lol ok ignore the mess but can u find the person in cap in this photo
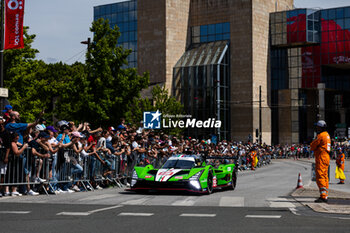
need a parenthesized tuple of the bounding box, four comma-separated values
(310, 120, 331, 203)
(5, 111, 43, 145)
(2, 105, 13, 124)
(335, 147, 346, 184)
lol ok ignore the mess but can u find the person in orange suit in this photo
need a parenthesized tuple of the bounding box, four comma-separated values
(336, 148, 345, 184)
(310, 120, 331, 203)
(249, 148, 257, 171)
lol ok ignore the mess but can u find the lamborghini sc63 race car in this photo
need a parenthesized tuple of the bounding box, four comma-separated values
(129, 154, 238, 194)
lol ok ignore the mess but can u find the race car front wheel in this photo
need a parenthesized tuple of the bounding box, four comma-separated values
(206, 170, 214, 194)
(228, 167, 238, 190)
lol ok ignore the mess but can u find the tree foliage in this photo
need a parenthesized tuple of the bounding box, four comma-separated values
(4, 20, 150, 127)
(83, 18, 149, 126)
(126, 85, 184, 135)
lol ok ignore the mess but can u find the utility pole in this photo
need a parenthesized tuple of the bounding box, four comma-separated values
(259, 85, 262, 145)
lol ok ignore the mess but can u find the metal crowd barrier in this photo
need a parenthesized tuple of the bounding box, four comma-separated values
(0, 147, 143, 195)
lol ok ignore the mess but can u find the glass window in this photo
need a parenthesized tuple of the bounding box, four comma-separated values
(308, 20, 313, 30)
(118, 22, 125, 32)
(130, 31, 136, 41)
(130, 0, 137, 11)
(111, 4, 117, 13)
(123, 11, 129, 21)
(130, 11, 137, 21)
(223, 22, 230, 33)
(129, 21, 136, 31)
(208, 35, 215, 42)
(100, 6, 106, 15)
(298, 9, 306, 16)
(200, 36, 208, 43)
(223, 33, 230, 40)
(111, 14, 117, 23)
(215, 34, 223, 41)
(329, 9, 336, 19)
(216, 23, 223, 34)
(200, 25, 208, 36)
(117, 13, 123, 22)
(117, 4, 123, 13)
(94, 6, 100, 16)
(336, 19, 344, 29)
(308, 31, 313, 41)
(336, 8, 344, 19)
(314, 11, 320, 20)
(314, 21, 320, 31)
(345, 7, 350, 18)
(121, 2, 128, 12)
(321, 10, 328, 20)
(105, 5, 111, 15)
(130, 42, 136, 51)
(345, 18, 350, 29)
(208, 24, 215, 35)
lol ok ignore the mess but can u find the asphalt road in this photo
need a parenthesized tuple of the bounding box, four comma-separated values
(1, 160, 349, 233)
(0, 203, 350, 233)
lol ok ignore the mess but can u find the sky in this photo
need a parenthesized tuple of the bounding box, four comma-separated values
(23, 0, 350, 64)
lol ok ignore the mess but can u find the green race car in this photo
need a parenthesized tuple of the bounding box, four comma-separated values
(129, 154, 238, 194)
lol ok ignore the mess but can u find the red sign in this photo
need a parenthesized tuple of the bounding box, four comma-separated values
(4, 0, 25, 50)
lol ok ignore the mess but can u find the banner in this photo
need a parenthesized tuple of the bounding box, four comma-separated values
(4, 0, 25, 50)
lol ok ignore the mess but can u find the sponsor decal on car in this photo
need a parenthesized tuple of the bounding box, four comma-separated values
(213, 176, 217, 188)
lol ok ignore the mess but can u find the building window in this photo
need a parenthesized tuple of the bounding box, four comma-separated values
(94, 0, 138, 68)
(191, 22, 230, 44)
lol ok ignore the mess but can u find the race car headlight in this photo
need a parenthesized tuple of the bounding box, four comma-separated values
(190, 180, 201, 190)
(189, 171, 203, 181)
(131, 170, 138, 187)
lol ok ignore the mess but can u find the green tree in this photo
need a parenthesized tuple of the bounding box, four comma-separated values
(4, 27, 45, 122)
(126, 85, 184, 135)
(83, 18, 149, 126)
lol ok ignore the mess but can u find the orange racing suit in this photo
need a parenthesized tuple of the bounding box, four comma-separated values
(336, 152, 345, 184)
(250, 151, 257, 170)
(310, 131, 331, 199)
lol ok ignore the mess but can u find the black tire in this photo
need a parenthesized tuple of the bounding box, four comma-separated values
(206, 170, 214, 194)
(228, 167, 238, 190)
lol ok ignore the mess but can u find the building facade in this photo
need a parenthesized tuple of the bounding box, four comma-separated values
(94, 1, 350, 143)
(270, 7, 350, 144)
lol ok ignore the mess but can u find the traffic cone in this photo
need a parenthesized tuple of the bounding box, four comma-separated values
(296, 173, 303, 189)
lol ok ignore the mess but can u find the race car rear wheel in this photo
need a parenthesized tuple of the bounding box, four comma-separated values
(206, 170, 214, 194)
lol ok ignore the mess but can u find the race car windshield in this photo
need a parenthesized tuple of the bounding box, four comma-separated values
(162, 159, 195, 169)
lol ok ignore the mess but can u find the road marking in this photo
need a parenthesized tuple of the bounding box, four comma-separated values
(57, 205, 122, 216)
(172, 197, 196, 206)
(268, 198, 296, 208)
(57, 212, 90, 216)
(289, 208, 300, 216)
(0, 211, 31, 214)
(245, 215, 281, 219)
(219, 196, 244, 207)
(121, 197, 151, 205)
(88, 205, 123, 214)
(118, 212, 154, 217)
(80, 194, 117, 201)
(180, 213, 216, 217)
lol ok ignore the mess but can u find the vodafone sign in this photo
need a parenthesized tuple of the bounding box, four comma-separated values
(4, 0, 25, 50)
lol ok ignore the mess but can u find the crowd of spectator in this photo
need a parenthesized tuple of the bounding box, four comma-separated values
(0, 104, 349, 197)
